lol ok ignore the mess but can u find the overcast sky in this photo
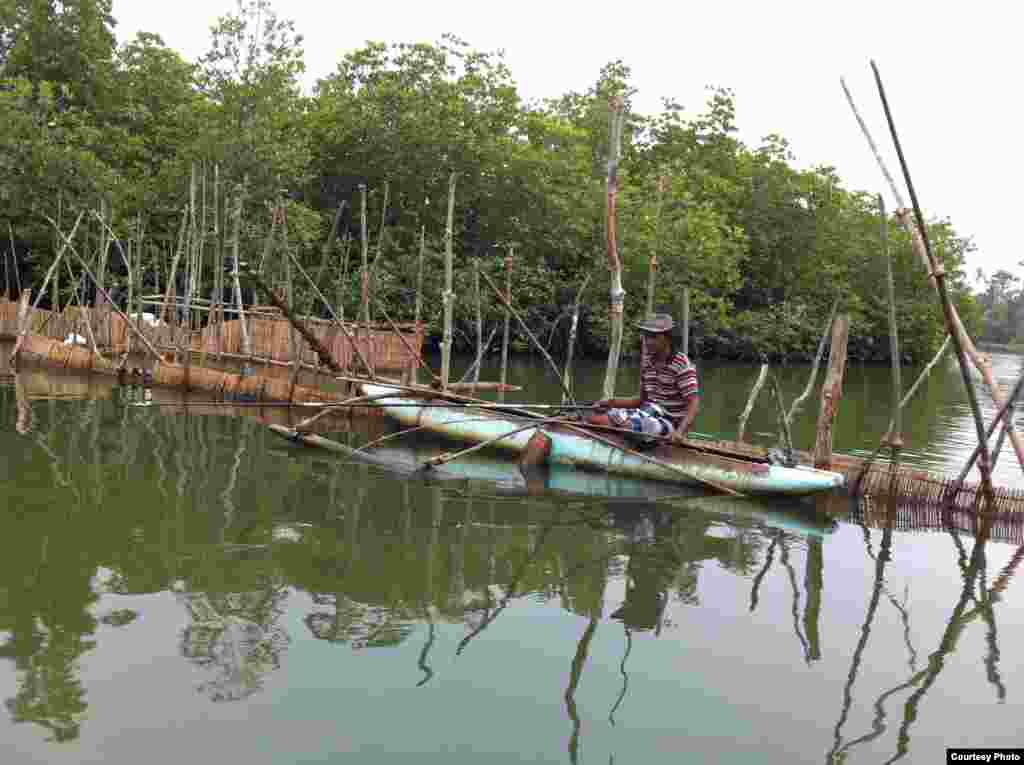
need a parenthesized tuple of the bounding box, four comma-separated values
(111, 1, 1022, 289)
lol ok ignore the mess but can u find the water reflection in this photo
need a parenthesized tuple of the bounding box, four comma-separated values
(0, 363, 1023, 762)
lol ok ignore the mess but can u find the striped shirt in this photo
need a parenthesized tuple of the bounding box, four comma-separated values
(640, 348, 699, 426)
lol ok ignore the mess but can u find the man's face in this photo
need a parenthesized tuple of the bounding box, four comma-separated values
(642, 332, 670, 355)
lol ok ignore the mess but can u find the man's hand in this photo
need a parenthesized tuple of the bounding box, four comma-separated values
(670, 428, 688, 446)
(593, 399, 612, 411)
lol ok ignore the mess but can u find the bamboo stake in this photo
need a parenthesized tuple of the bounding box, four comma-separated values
(844, 71, 1020, 474)
(602, 96, 627, 399)
(871, 61, 993, 494)
(242, 267, 346, 374)
(441, 173, 457, 389)
(15, 211, 85, 354)
(479, 269, 576, 404)
(458, 326, 499, 384)
(646, 174, 667, 318)
(955, 369, 1024, 484)
(786, 296, 840, 425)
(162, 207, 188, 324)
(373, 293, 439, 384)
(413, 225, 426, 385)
(737, 363, 769, 443)
(770, 369, 796, 462)
(359, 184, 371, 373)
(45, 216, 163, 361)
(880, 194, 903, 456)
(230, 187, 251, 358)
(8, 222, 20, 295)
(499, 246, 513, 401)
(473, 260, 483, 392)
(63, 257, 103, 359)
(562, 274, 592, 406)
(680, 287, 690, 356)
(813, 314, 850, 469)
(368, 181, 389, 326)
(280, 246, 374, 376)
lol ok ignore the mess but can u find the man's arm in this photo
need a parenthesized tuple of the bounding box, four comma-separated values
(672, 395, 700, 442)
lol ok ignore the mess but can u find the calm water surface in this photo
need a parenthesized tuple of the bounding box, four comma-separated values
(1, 349, 1023, 764)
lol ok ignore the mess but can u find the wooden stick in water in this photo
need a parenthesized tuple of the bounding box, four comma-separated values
(871, 60, 993, 495)
(737, 362, 769, 443)
(479, 269, 576, 405)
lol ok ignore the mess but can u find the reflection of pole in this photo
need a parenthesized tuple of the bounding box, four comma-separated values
(828, 513, 894, 761)
(417, 486, 443, 687)
(803, 536, 823, 661)
(564, 617, 598, 765)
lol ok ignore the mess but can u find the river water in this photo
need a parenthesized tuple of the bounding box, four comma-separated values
(1, 348, 1022, 764)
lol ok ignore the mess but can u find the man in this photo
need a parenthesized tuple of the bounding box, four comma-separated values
(589, 313, 700, 446)
(519, 313, 700, 467)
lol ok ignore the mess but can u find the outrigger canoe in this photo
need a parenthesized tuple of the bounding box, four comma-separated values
(359, 383, 845, 497)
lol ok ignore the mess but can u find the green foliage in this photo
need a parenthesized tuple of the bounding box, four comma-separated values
(0, 1, 980, 362)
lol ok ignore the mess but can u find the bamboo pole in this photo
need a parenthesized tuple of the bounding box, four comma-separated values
(562, 274, 592, 406)
(162, 207, 188, 324)
(813, 314, 850, 469)
(458, 326, 498, 385)
(473, 260, 483, 392)
(737, 363, 769, 443)
(845, 69, 1014, 477)
(13, 211, 85, 359)
(368, 181, 389, 326)
(413, 225, 426, 385)
(422, 418, 565, 470)
(602, 96, 627, 399)
(440, 173, 457, 390)
(786, 296, 840, 425)
(872, 61, 993, 494)
(281, 246, 374, 376)
(770, 369, 796, 461)
(359, 184, 371, 374)
(880, 194, 903, 456)
(9, 289, 31, 362)
(499, 247, 512, 402)
(680, 287, 690, 357)
(230, 186, 251, 358)
(646, 174, 667, 318)
(45, 217, 163, 361)
(8, 222, 20, 296)
(479, 269, 576, 404)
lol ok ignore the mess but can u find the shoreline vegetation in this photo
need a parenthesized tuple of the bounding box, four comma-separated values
(0, 0, 993, 366)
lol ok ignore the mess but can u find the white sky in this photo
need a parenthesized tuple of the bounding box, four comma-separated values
(112, 0, 1023, 290)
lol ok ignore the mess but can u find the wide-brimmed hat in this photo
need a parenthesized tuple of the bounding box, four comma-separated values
(635, 313, 675, 334)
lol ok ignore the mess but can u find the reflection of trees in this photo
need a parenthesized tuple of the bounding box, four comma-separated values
(179, 584, 291, 702)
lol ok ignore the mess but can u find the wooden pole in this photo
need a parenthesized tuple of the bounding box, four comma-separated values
(45, 217, 163, 361)
(413, 225, 426, 385)
(646, 174, 667, 318)
(242, 268, 344, 374)
(844, 71, 1018, 476)
(871, 60, 993, 494)
(479, 269, 576, 404)
(562, 274, 591, 406)
(786, 296, 839, 425)
(813, 314, 850, 468)
(230, 186, 251, 358)
(359, 184, 371, 376)
(737, 363, 769, 443)
(680, 287, 690, 357)
(880, 194, 903, 457)
(602, 96, 627, 399)
(499, 247, 512, 402)
(473, 260, 483, 392)
(440, 173, 457, 390)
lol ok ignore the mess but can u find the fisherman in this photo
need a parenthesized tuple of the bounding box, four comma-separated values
(589, 313, 700, 446)
(519, 313, 700, 467)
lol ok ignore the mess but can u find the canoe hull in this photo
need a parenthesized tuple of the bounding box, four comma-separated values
(360, 384, 845, 497)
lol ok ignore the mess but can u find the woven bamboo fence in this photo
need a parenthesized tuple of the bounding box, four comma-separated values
(0, 298, 130, 349)
(13, 334, 345, 404)
(1, 298, 423, 374)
